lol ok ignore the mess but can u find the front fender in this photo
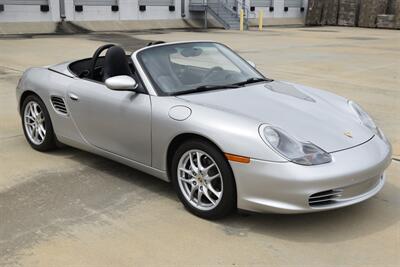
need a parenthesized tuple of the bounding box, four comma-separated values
(151, 96, 287, 172)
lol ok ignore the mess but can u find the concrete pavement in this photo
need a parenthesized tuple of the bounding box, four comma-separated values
(0, 27, 399, 266)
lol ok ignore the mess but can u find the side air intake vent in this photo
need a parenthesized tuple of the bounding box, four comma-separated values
(308, 189, 343, 207)
(51, 96, 68, 115)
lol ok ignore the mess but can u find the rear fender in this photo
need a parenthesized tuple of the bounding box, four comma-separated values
(17, 67, 84, 144)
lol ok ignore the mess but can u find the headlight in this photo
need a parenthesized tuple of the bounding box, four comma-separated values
(348, 100, 377, 132)
(259, 125, 332, 166)
(348, 100, 388, 143)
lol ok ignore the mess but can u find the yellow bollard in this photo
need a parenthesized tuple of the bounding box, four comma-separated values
(239, 9, 244, 31)
(259, 10, 264, 31)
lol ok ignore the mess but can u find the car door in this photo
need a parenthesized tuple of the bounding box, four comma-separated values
(66, 78, 152, 165)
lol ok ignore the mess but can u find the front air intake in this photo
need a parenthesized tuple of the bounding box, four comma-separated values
(51, 96, 68, 115)
(308, 189, 343, 207)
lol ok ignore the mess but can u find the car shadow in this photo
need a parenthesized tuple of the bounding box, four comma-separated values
(47, 145, 176, 200)
(47, 147, 400, 243)
(214, 183, 399, 243)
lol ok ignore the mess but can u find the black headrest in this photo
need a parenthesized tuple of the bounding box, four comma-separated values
(147, 41, 165, 46)
(103, 46, 132, 81)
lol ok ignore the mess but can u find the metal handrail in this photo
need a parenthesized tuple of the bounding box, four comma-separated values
(239, 0, 258, 19)
(189, 0, 256, 29)
(221, 0, 256, 28)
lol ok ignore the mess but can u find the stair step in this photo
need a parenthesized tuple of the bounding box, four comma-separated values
(218, 16, 238, 19)
(220, 17, 238, 20)
(219, 15, 237, 17)
(206, 3, 242, 29)
(219, 14, 237, 17)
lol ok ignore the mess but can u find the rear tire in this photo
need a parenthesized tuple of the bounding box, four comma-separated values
(21, 95, 57, 151)
(171, 139, 236, 219)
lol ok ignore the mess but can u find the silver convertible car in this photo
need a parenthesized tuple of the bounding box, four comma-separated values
(16, 41, 392, 219)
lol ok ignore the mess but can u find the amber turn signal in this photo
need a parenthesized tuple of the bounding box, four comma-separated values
(225, 153, 250, 163)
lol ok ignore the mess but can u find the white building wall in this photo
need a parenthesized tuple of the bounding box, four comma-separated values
(0, 0, 306, 23)
(0, 0, 60, 22)
(131, 0, 188, 20)
(63, 0, 117, 20)
(63, 0, 184, 21)
(119, 0, 139, 20)
(248, 0, 308, 21)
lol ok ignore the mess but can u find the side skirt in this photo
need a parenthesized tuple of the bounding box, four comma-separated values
(57, 135, 169, 182)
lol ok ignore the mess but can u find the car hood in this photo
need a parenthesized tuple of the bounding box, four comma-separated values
(177, 81, 373, 153)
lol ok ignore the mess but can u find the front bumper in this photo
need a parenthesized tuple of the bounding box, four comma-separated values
(232, 136, 392, 213)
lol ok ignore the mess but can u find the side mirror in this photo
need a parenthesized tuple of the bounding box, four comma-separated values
(247, 60, 256, 68)
(105, 75, 138, 91)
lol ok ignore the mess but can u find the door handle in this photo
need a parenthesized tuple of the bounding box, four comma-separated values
(69, 93, 79, 101)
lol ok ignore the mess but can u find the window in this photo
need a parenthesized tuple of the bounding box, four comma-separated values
(138, 42, 263, 95)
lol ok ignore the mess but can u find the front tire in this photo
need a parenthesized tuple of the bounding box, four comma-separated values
(171, 139, 236, 219)
(21, 95, 57, 151)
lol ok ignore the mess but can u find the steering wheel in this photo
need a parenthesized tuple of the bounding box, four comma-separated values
(202, 66, 223, 82)
(89, 44, 115, 80)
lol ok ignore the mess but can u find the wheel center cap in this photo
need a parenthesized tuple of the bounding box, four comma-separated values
(196, 175, 204, 184)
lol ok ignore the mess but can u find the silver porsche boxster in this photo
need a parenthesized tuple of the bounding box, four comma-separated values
(16, 41, 392, 219)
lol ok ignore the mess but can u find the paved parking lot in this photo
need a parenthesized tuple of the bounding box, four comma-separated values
(0, 27, 399, 266)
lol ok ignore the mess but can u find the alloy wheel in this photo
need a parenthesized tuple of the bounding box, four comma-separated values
(177, 149, 224, 211)
(24, 101, 46, 145)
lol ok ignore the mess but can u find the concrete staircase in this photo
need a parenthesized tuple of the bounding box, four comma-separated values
(207, 1, 241, 29)
(189, 0, 243, 30)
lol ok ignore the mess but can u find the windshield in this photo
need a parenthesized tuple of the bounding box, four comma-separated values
(137, 42, 266, 95)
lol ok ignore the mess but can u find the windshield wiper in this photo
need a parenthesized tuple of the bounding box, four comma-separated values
(169, 78, 272, 96)
(232, 77, 273, 86)
(171, 84, 240, 96)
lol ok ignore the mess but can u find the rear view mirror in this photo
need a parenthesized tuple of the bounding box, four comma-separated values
(105, 75, 138, 91)
(181, 47, 203, 57)
(247, 60, 256, 68)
